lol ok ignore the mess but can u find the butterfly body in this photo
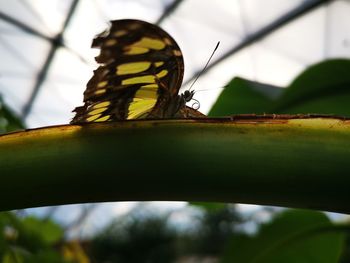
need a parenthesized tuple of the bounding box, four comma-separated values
(71, 19, 204, 124)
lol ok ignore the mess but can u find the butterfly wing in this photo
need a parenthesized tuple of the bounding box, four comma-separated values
(71, 19, 185, 123)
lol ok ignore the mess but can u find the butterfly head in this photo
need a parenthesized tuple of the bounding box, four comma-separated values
(183, 90, 195, 102)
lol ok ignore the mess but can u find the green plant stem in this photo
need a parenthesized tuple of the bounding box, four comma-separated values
(0, 116, 350, 213)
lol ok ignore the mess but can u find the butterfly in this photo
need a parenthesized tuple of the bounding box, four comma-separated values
(71, 19, 205, 124)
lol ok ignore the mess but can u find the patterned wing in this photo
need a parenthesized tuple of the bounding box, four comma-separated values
(71, 19, 184, 123)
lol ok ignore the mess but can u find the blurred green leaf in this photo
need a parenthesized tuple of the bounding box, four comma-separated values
(0, 212, 68, 262)
(23, 251, 69, 263)
(2, 250, 69, 263)
(210, 59, 350, 117)
(189, 202, 227, 212)
(274, 59, 350, 115)
(0, 212, 21, 254)
(221, 210, 347, 263)
(2, 250, 25, 263)
(208, 77, 282, 116)
(20, 216, 63, 246)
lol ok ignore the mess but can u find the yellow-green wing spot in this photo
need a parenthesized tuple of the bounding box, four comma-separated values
(86, 114, 102, 122)
(127, 98, 157, 119)
(122, 75, 155, 85)
(113, 30, 127, 37)
(156, 70, 168, 78)
(94, 115, 110, 122)
(93, 101, 110, 109)
(95, 89, 106, 95)
(135, 84, 158, 99)
(132, 37, 166, 50)
(97, 81, 108, 88)
(154, 61, 164, 67)
(126, 83, 160, 119)
(122, 70, 168, 85)
(116, 62, 151, 75)
(124, 37, 166, 55)
(89, 107, 108, 115)
(124, 47, 149, 55)
(104, 39, 117, 47)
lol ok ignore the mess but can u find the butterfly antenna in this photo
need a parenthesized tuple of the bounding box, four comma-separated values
(188, 41, 220, 92)
(194, 86, 226, 93)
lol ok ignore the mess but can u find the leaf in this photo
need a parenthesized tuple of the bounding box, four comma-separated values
(2, 246, 28, 263)
(189, 202, 227, 212)
(23, 251, 69, 263)
(210, 59, 350, 117)
(208, 77, 282, 116)
(0, 212, 22, 254)
(221, 210, 347, 263)
(62, 240, 90, 263)
(20, 216, 63, 245)
(274, 59, 350, 115)
(1, 117, 350, 213)
(2, 251, 24, 263)
(0, 213, 67, 263)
